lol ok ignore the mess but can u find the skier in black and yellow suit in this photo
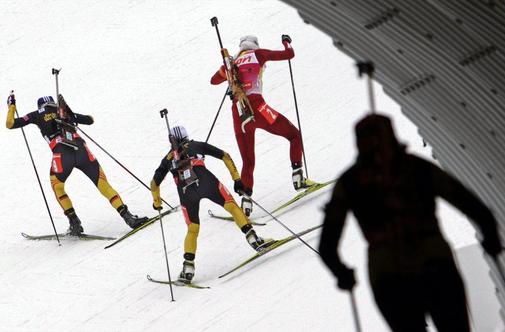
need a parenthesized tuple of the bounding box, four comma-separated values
(6, 93, 147, 235)
(150, 125, 270, 283)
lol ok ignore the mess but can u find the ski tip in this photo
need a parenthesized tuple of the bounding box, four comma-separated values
(21, 232, 29, 238)
(146, 274, 153, 281)
(208, 210, 214, 217)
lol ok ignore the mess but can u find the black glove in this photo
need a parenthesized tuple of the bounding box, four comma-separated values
(7, 92, 15, 106)
(335, 263, 356, 291)
(282, 34, 292, 44)
(152, 203, 163, 211)
(234, 179, 245, 195)
(482, 233, 503, 258)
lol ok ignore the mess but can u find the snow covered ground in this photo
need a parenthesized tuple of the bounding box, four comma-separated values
(0, 0, 498, 331)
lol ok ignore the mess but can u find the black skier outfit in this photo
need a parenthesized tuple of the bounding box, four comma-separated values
(319, 114, 502, 332)
(6, 93, 147, 234)
(150, 126, 267, 283)
(152, 139, 239, 225)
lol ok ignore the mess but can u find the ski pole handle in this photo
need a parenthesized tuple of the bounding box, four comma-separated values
(8, 90, 15, 106)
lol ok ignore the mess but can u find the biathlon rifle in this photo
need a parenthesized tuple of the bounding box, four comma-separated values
(159, 109, 198, 193)
(52, 68, 78, 150)
(211, 17, 254, 133)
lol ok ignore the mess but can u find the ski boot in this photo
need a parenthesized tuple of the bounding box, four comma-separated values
(292, 166, 315, 191)
(118, 205, 149, 229)
(241, 197, 253, 217)
(178, 260, 195, 284)
(242, 224, 272, 252)
(65, 208, 84, 236)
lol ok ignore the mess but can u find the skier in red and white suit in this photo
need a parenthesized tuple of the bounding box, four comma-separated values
(211, 34, 311, 215)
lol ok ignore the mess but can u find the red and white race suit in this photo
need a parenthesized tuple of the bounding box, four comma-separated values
(211, 41, 302, 193)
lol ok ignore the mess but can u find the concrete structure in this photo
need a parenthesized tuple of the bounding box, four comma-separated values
(281, 0, 505, 322)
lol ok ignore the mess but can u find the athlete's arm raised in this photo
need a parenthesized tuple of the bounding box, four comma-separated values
(5, 94, 35, 129)
(255, 39, 294, 65)
(210, 66, 227, 85)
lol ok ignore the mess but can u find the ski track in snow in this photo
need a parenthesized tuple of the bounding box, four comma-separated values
(0, 0, 483, 331)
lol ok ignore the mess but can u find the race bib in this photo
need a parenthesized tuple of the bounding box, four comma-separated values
(257, 103, 279, 124)
(51, 154, 63, 173)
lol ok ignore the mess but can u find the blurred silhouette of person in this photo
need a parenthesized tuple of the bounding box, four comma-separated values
(319, 113, 502, 332)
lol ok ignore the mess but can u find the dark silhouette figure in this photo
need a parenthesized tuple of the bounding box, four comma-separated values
(319, 114, 502, 332)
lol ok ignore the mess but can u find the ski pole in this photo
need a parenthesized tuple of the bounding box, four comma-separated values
(243, 194, 319, 254)
(287, 56, 309, 179)
(205, 88, 228, 143)
(75, 127, 175, 209)
(349, 290, 362, 332)
(10, 91, 61, 245)
(356, 61, 376, 114)
(158, 209, 175, 301)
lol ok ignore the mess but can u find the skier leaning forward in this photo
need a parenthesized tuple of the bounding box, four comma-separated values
(150, 126, 271, 283)
(5, 93, 148, 235)
(211, 34, 313, 216)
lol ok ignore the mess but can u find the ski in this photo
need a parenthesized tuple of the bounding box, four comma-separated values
(209, 179, 336, 222)
(270, 179, 336, 214)
(104, 208, 178, 249)
(218, 224, 322, 278)
(207, 210, 266, 226)
(22, 232, 115, 241)
(146, 274, 210, 289)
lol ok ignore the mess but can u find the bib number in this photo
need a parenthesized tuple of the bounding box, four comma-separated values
(258, 103, 279, 125)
